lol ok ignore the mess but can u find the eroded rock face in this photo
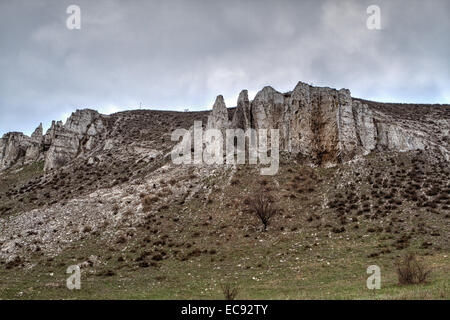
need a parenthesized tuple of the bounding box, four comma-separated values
(0, 110, 107, 172)
(44, 109, 106, 171)
(209, 81, 450, 166)
(31, 123, 43, 142)
(0, 133, 31, 170)
(207, 95, 229, 130)
(0, 122, 45, 170)
(231, 90, 251, 130)
(350, 101, 376, 154)
(1, 81, 448, 172)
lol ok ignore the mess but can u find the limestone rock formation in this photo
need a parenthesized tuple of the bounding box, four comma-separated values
(0, 132, 31, 170)
(231, 90, 251, 130)
(0, 110, 107, 172)
(44, 109, 106, 171)
(209, 81, 449, 166)
(0, 122, 46, 170)
(207, 95, 229, 130)
(31, 123, 43, 141)
(1, 81, 448, 172)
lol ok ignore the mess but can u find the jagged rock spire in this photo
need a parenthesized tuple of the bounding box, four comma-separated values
(207, 95, 229, 130)
(231, 90, 251, 130)
(31, 123, 43, 141)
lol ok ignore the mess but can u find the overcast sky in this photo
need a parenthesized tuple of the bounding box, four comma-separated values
(0, 0, 449, 136)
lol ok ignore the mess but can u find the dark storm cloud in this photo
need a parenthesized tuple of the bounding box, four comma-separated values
(0, 0, 449, 136)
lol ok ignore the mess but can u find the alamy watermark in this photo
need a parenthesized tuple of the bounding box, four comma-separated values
(64, 4, 381, 31)
(366, 265, 381, 290)
(66, 265, 81, 290)
(366, 5, 381, 30)
(171, 121, 279, 175)
(66, 5, 81, 30)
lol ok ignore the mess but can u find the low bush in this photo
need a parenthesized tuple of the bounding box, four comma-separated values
(396, 252, 431, 285)
(221, 283, 239, 300)
(248, 192, 277, 231)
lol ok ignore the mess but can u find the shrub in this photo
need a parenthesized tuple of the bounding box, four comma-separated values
(249, 192, 277, 231)
(143, 195, 157, 204)
(152, 254, 163, 261)
(116, 236, 127, 244)
(396, 253, 431, 285)
(231, 178, 240, 186)
(221, 283, 239, 300)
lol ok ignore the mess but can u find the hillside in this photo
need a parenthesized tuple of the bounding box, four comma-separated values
(0, 82, 449, 299)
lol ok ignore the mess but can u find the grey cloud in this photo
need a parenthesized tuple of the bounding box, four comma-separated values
(0, 0, 449, 136)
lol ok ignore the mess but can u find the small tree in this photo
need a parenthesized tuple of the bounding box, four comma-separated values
(221, 283, 239, 300)
(249, 192, 277, 231)
(396, 252, 431, 285)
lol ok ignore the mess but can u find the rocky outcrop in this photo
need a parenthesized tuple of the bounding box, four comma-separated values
(231, 90, 251, 130)
(0, 110, 107, 172)
(44, 109, 106, 171)
(208, 81, 450, 166)
(1, 81, 448, 172)
(31, 123, 43, 141)
(207, 95, 229, 131)
(0, 122, 46, 170)
(0, 132, 31, 170)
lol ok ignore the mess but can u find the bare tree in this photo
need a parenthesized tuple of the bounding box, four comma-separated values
(221, 283, 239, 300)
(396, 252, 431, 285)
(249, 192, 277, 231)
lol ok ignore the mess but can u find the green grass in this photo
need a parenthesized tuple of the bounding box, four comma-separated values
(0, 229, 448, 300)
(0, 161, 44, 192)
(0, 161, 44, 216)
(0, 153, 448, 300)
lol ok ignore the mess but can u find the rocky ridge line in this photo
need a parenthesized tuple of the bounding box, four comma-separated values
(208, 81, 449, 166)
(1, 81, 449, 172)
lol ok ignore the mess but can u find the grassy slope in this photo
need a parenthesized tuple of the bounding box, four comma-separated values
(0, 152, 449, 300)
(0, 161, 44, 216)
(0, 229, 448, 300)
